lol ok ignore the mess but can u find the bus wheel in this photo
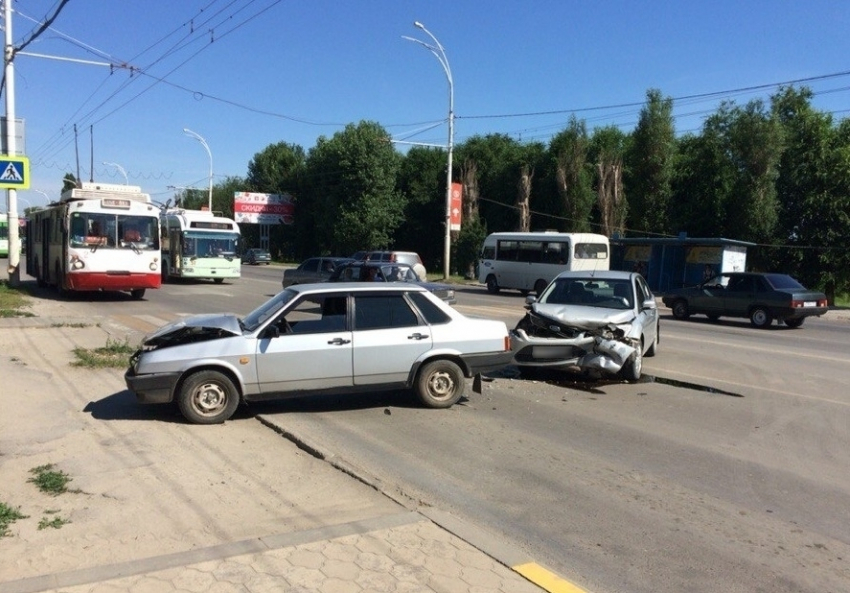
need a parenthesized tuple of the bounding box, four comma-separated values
(130, 289, 146, 299)
(534, 279, 548, 296)
(214, 278, 224, 284)
(34, 260, 46, 288)
(55, 262, 69, 298)
(486, 275, 500, 294)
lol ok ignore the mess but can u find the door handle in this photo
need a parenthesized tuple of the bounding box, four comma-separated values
(327, 337, 351, 345)
(408, 333, 429, 341)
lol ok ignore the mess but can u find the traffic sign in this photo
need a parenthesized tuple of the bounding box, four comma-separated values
(0, 155, 30, 189)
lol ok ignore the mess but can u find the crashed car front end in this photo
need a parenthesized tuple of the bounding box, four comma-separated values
(510, 304, 639, 374)
(125, 314, 247, 404)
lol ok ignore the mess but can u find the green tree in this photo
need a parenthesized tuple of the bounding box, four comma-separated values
(548, 116, 594, 232)
(772, 86, 850, 300)
(626, 89, 676, 236)
(455, 134, 527, 233)
(246, 142, 305, 193)
(303, 121, 404, 255)
(588, 126, 628, 237)
(396, 146, 447, 271)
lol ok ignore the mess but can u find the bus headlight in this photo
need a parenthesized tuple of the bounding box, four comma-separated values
(70, 256, 85, 270)
(149, 262, 158, 271)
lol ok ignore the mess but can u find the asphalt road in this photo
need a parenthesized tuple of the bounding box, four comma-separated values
(14, 263, 850, 593)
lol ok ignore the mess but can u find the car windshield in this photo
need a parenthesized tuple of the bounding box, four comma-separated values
(242, 289, 299, 331)
(541, 277, 633, 310)
(764, 274, 806, 290)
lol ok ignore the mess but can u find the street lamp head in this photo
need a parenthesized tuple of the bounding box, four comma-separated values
(414, 21, 424, 29)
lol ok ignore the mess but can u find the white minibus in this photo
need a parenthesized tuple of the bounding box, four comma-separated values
(477, 231, 609, 295)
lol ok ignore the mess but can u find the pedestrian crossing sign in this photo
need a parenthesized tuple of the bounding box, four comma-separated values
(0, 155, 30, 189)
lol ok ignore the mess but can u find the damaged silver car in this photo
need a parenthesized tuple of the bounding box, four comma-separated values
(510, 270, 659, 380)
(125, 283, 514, 424)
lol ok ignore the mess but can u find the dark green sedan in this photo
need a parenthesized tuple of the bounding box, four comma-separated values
(662, 272, 828, 328)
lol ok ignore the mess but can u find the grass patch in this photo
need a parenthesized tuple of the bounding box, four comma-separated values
(0, 279, 33, 317)
(0, 502, 29, 537)
(71, 337, 136, 368)
(28, 464, 77, 496)
(38, 511, 71, 530)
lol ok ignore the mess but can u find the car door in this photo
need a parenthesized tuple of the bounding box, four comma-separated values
(689, 274, 728, 315)
(635, 275, 658, 347)
(255, 294, 353, 394)
(722, 275, 757, 317)
(352, 292, 433, 385)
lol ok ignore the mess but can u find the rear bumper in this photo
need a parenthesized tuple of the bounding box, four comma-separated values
(460, 351, 514, 375)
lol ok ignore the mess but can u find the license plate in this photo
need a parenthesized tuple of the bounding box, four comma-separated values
(531, 346, 572, 358)
(803, 301, 816, 307)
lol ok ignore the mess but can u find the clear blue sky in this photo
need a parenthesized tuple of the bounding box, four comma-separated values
(7, 0, 850, 209)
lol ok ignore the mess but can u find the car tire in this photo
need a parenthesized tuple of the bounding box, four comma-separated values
(534, 279, 548, 296)
(130, 289, 146, 300)
(645, 323, 659, 357)
(784, 318, 805, 328)
(749, 306, 773, 328)
(415, 360, 465, 408)
(707, 314, 720, 322)
(671, 300, 690, 320)
(620, 341, 642, 381)
(486, 275, 500, 294)
(178, 370, 240, 424)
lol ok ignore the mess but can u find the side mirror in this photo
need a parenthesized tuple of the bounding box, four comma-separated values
(642, 298, 657, 310)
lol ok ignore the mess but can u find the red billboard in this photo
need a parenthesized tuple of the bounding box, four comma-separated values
(233, 192, 294, 225)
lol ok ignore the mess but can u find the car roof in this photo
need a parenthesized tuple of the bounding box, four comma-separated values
(285, 281, 428, 294)
(554, 270, 636, 281)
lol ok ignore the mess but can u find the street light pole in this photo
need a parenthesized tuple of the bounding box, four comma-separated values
(102, 161, 128, 185)
(182, 128, 213, 211)
(404, 21, 454, 280)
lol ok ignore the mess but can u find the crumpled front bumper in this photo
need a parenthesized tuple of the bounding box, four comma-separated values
(510, 328, 636, 374)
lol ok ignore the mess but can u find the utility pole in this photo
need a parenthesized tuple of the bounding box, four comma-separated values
(4, 0, 21, 285)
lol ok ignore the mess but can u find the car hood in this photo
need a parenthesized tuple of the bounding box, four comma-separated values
(143, 313, 242, 348)
(530, 303, 636, 329)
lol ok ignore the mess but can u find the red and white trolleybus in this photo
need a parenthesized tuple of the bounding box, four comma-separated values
(25, 182, 161, 299)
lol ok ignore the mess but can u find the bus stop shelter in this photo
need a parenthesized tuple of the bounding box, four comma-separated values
(610, 234, 756, 294)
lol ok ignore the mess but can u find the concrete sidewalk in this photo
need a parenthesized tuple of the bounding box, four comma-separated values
(0, 285, 558, 593)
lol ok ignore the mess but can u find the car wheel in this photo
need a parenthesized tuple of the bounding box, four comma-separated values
(178, 370, 240, 424)
(130, 289, 146, 300)
(671, 300, 690, 320)
(749, 306, 773, 328)
(620, 342, 642, 381)
(534, 279, 548, 296)
(645, 323, 659, 357)
(486, 275, 500, 294)
(707, 314, 720, 322)
(415, 360, 465, 408)
(784, 318, 805, 328)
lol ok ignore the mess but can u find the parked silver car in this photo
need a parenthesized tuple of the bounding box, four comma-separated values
(125, 283, 513, 424)
(510, 270, 659, 380)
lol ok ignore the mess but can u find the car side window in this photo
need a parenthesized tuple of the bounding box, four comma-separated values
(301, 258, 319, 273)
(279, 295, 347, 334)
(354, 294, 419, 330)
(408, 292, 451, 324)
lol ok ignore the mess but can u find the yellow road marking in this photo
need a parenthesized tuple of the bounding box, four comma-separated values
(513, 562, 589, 593)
